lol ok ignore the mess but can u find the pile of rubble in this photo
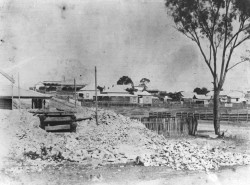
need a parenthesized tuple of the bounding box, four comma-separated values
(0, 108, 250, 173)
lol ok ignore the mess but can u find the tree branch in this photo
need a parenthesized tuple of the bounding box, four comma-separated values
(192, 29, 215, 76)
(219, 0, 230, 87)
(234, 35, 250, 48)
(227, 60, 249, 71)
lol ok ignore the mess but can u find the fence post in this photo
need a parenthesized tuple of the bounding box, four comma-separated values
(247, 108, 249, 122)
(237, 109, 239, 123)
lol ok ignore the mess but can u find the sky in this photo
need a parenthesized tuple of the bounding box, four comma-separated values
(0, 0, 250, 92)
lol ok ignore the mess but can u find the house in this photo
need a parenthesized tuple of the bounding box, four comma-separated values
(146, 89, 160, 95)
(146, 84, 160, 95)
(245, 91, 250, 104)
(193, 94, 211, 105)
(227, 91, 246, 103)
(77, 84, 100, 100)
(0, 85, 52, 109)
(91, 85, 137, 104)
(134, 91, 153, 105)
(96, 93, 138, 104)
(134, 85, 145, 92)
(40, 81, 86, 93)
(181, 92, 196, 103)
(207, 91, 229, 103)
(102, 85, 131, 94)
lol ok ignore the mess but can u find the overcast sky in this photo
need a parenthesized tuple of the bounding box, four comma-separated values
(0, 0, 250, 92)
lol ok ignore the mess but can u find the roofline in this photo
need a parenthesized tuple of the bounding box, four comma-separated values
(0, 96, 52, 99)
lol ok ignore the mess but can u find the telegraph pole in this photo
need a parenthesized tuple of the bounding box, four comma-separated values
(74, 78, 77, 107)
(95, 66, 98, 125)
(11, 75, 14, 110)
(18, 72, 20, 109)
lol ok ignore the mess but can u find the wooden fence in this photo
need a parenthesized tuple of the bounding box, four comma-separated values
(131, 117, 197, 137)
(148, 111, 250, 122)
(80, 100, 249, 109)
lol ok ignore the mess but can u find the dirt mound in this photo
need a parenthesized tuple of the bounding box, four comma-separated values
(0, 108, 250, 174)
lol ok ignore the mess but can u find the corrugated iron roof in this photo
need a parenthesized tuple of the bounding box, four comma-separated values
(0, 85, 52, 99)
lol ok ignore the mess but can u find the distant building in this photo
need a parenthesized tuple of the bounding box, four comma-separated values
(102, 85, 131, 94)
(0, 85, 52, 109)
(134, 91, 153, 105)
(37, 81, 86, 93)
(77, 84, 100, 100)
(245, 91, 250, 104)
(181, 92, 196, 103)
(193, 94, 211, 105)
(227, 91, 246, 103)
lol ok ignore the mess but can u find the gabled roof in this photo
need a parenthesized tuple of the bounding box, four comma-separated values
(134, 91, 152, 96)
(79, 84, 99, 91)
(103, 85, 130, 94)
(228, 91, 245, 98)
(0, 85, 53, 99)
(97, 93, 136, 97)
(134, 86, 144, 91)
(181, 92, 197, 99)
(193, 94, 211, 100)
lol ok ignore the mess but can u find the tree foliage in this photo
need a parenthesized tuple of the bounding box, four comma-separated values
(167, 92, 183, 101)
(140, 78, 150, 85)
(193, 87, 210, 95)
(117, 76, 134, 87)
(165, 0, 250, 91)
(97, 86, 104, 92)
(165, 0, 250, 135)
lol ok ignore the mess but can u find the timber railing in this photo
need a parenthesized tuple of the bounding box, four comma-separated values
(131, 117, 198, 137)
(147, 111, 250, 122)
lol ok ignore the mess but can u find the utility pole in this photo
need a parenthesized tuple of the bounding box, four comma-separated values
(18, 72, 20, 109)
(74, 78, 77, 107)
(11, 75, 14, 110)
(95, 66, 98, 125)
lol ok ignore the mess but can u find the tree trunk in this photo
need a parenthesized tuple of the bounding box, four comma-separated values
(213, 88, 220, 135)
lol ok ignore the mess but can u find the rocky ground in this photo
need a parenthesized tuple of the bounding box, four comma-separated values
(0, 106, 250, 184)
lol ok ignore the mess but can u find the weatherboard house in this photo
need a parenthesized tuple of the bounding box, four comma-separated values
(193, 94, 211, 105)
(77, 84, 100, 100)
(99, 85, 137, 103)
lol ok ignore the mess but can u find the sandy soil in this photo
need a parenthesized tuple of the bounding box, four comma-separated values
(1, 120, 250, 185)
(2, 99, 250, 185)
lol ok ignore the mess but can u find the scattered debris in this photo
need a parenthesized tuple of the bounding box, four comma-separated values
(0, 108, 250, 174)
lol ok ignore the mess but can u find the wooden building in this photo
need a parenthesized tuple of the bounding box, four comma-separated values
(0, 85, 52, 110)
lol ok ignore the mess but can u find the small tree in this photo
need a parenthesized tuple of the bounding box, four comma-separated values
(139, 78, 150, 91)
(117, 76, 134, 88)
(97, 86, 104, 93)
(167, 92, 183, 101)
(194, 87, 210, 95)
(165, 0, 250, 135)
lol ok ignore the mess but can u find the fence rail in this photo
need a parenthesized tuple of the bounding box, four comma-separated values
(131, 117, 198, 137)
(80, 100, 250, 109)
(148, 111, 250, 122)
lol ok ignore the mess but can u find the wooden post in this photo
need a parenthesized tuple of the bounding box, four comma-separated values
(247, 108, 248, 122)
(11, 75, 14, 110)
(18, 72, 20, 109)
(95, 66, 98, 125)
(74, 78, 76, 107)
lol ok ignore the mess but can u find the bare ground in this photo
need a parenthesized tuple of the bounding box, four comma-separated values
(1, 119, 250, 185)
